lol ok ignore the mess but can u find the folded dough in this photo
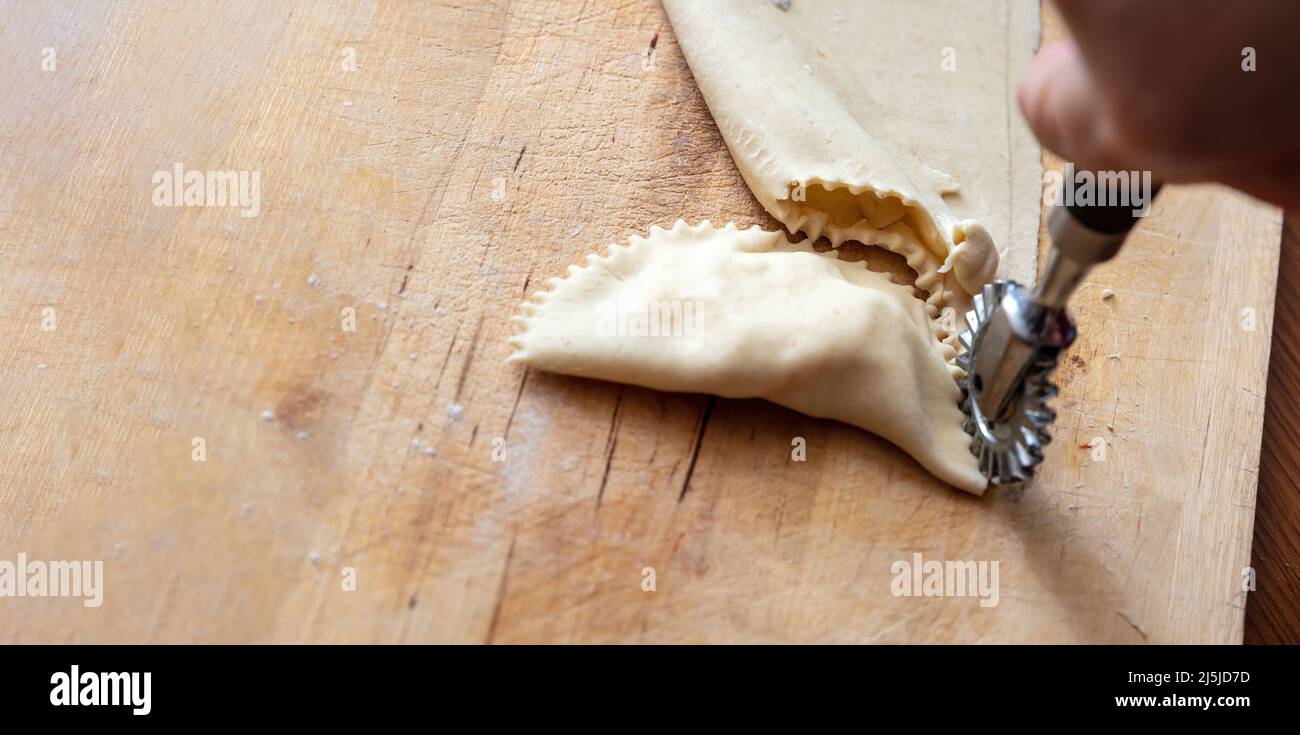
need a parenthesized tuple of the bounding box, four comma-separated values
(661, 0, 1042, 298)
(508, 221, 986, 493)
(506, 1, 1041, 493)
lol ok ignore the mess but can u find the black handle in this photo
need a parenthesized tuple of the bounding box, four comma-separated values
(1066, 181, 1162, 234)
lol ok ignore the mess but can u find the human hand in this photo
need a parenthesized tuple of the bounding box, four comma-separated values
(1018, 0, 1300, 209)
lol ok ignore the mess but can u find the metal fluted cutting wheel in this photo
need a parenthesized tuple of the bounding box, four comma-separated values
(955, 281, 1059, 485)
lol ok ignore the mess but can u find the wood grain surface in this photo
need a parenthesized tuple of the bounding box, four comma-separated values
(1247, 213, 1300, 644)
(0, 0, 1288, 643)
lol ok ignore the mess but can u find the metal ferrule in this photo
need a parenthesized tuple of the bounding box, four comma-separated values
(1036, 206, 1128, 309)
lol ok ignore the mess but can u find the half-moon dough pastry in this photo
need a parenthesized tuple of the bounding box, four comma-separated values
(508, 221, 986, 493)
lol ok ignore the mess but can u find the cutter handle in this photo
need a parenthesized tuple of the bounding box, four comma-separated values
(1036, 182, 1162, 309)
(1066, 181, 1163, 234)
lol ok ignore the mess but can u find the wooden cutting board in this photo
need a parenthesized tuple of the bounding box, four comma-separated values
(0, 1, 1280, 642)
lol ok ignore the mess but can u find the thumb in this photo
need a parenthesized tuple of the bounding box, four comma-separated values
(1017, 41, 1135, 172)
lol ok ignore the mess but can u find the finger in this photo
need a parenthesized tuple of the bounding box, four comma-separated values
(1017, 41, 1134, 172)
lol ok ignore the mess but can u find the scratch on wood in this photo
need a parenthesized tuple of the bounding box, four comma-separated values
(512, 145, 526, 171)
(485, 534, 517, 644)
(595, 389, 624, 509)
(504, 368, 530, 438)
(677, 396, 716, 503)
(433, 323, 462, 391)
(398, 263, 413, 295)
(477, 234, 497, 269)
(453, 315, 486, 402)
(670, 531, 685, 558)
(773, 492, 788, 543)
(1117, 610, 1149, 641)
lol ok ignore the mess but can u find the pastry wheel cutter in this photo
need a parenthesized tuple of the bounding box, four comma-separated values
(956, 187, 1160, 485)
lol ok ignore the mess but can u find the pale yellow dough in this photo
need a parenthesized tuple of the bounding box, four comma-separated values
(507, 0, 1042, 493)
(507, 221, 986, 493)
(662, 0, 1043, 297)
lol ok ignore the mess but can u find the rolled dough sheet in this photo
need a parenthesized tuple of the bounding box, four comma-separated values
(507, 1, 1041, 493)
